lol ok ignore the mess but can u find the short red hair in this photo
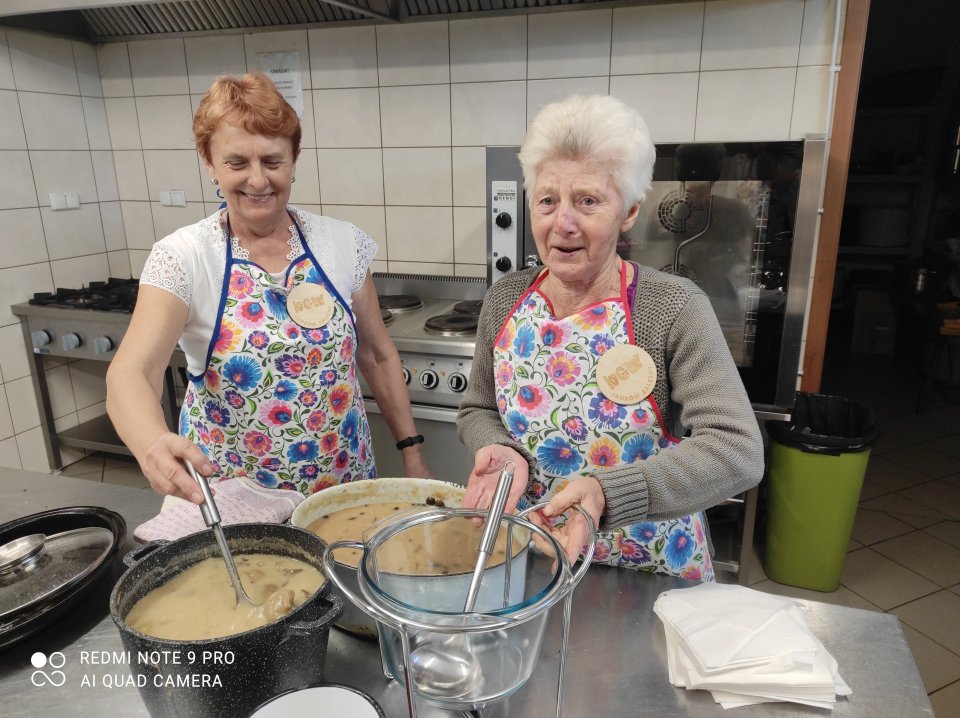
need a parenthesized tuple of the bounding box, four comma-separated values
(193, 73, 301, 162)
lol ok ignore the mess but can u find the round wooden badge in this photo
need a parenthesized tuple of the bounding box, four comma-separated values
(596, 344, 657, 405)
(286, 282, 334, 328)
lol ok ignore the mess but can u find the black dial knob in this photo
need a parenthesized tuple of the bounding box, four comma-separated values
(401, 367, 411, 385)
(495, 212, 512, 229)
(419, 370, 439, 390)
(495, 256, 512, 272)
(448, 372, 468, 393)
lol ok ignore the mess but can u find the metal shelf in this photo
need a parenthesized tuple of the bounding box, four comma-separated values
(57, 414, 131, 455)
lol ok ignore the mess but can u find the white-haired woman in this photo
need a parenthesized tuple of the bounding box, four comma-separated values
(457, 95, 763, 580)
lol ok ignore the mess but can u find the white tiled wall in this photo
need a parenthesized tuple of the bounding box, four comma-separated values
(0, 0, 839, 472)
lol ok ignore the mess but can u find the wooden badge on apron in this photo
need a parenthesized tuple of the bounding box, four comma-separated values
(596, 344, 657, 404)
(286, 282, 334, 329)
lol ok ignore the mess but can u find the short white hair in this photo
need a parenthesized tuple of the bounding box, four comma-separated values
(518, 94, 655, 208)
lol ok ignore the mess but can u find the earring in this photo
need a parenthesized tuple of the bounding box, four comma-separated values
(210, 178, 219, 185)
(291, 176, 296, 184)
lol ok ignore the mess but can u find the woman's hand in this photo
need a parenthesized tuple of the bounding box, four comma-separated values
(530, 475, 605, 565)
(463, 445, 528, 516)
(140, 432, 216, 504)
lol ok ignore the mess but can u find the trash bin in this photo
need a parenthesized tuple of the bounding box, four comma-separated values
(764, 392, 880, 592)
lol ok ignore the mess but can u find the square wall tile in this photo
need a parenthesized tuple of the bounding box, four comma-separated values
(383, 148, 451, 206)
(0, 263, 52, 327)
(452, 147, 486, 207)
(50, 253, 110, 289)
(91, 152, 120, 203)
(0, 436, 21, 470)
(73, 42, 102, 97)
(385, 206, 453, 263)
(184, 34, 247, 95)
(290, 149, 320, 205)
(800, 0, 838, 66)
(376, 22, 450, 86)
(323, 205, 386, 260)
(105, 97, 142, 150)
(0, 209, 47, 268)
(108, 250, 131, 277)
(100, 201, 125, 250)
(387, 260, 453, 276)
(113, 151, 149, 201)
(313, 88, 381, 148)
(309, 25, 378, 89)
(143, 150, 203, 202)
(611, 73, 698, 144)
(97, 43, 133, 97)
(121, 201, 156, 250)
(30, 151, 97, 205)
(0, 90, 26, 150)
(129, 249, 150, 277)
(6, 376, 40, 433)
(317, 149, 383, 205)
(450, 16, 526, 83)
(791, 65, 829, 138)
(701, 0, 803, 70)
(137, 96, 196, 150)
(0, 31, 15, 90)
(611, 4, 704, 75)
(20, 94, 88, 150)
(696, 68, 796, 141)
(0, 323, 32, 381)
(528, 10, 611, 80)
(17, 427, 50, 473)
(451, 82, 526, 147)
(380, 85, 451, 147)
(46, 364, 77, 419)
(0, 152, 38, 209)
(151, 203, 205, 242)
(129, 38, 188, 96)
(527, 78, 610, 123)
(454, 206, 486, 264)
(8, 30, 79, 95)
(299, 89, 316, 148)
(83, 97, 112, 151)
(455, 264, 486, 279)
(40, 204, 106, 260)
(244, 30, 311, 86)
(0, 385, 13, 441)
(370, 259, 388, 273)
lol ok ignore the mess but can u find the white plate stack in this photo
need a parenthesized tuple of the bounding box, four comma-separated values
(653, 583, 852, 710)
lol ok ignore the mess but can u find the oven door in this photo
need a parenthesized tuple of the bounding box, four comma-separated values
(363, 400, 473, 484)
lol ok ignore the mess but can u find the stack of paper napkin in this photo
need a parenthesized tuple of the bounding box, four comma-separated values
(653, 583, 851, 709)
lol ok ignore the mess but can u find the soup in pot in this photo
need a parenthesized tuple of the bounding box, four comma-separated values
(307, 502, 521, 574)
(126, 554, 323, 640)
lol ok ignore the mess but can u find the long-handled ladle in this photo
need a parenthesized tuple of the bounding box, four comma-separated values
(183, 460, 259, 607)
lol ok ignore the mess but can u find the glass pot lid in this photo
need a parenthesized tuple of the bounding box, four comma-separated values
(0, 527, 114, 620)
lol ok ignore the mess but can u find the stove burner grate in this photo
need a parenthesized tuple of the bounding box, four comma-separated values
(381, 307, 394, 325)
(378, 294, 423, 313)
(452, 300, 483, 317)
(29, 278, 140, 312)
(424, 313, 478, 337)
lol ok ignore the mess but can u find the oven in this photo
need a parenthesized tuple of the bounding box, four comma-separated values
(486, 136, 827, 420)
(362, 273, 487, 482)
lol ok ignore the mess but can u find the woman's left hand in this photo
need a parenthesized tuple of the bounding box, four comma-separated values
(530, 475, 605, 565)
(402, 447, 433, 479)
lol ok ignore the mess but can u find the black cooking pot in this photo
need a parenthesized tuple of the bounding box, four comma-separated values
(110, 523, 342, 718)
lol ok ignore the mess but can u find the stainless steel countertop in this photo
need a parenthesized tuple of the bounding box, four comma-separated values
(0, 470, 934, 717)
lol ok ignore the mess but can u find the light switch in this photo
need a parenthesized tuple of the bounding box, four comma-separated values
(159, 190, 172, 206)
(66, 192, 80, 209)
(159, 189, 187, 207)
(49, 193, 68, 210)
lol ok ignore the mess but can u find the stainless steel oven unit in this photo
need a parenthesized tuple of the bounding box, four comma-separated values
(360, 272, 487, 483)
(486, 136, 826, 420)
(11, 280, 183, 471)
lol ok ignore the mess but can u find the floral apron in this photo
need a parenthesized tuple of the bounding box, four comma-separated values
(180, 212, 376, 495)
(493, 264, 714, 581)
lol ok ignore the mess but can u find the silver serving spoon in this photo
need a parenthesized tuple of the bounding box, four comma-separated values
(183, 460, 259, 607)
(408, 461, 516, 699)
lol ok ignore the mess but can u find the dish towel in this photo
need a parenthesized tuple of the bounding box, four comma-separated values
(653, 583, 852, 710)
(134, 477, 306, 542)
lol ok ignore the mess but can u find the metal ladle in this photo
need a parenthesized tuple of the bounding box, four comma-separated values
(183, 460, 259, 607)
(407, 461, 516, 699)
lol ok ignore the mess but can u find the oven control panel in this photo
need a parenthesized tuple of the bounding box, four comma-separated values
(21, 313, 128, 361)
(361, 353, 473, 410)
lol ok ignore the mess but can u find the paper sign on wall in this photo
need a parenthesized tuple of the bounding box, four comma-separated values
(258, 51, 303, 117)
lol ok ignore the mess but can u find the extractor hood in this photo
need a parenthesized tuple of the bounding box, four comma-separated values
(0, 0, 687, 42)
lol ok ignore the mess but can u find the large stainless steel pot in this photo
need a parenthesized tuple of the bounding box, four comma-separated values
(109, 523, 341, 718)
(290, 478, 466, 637)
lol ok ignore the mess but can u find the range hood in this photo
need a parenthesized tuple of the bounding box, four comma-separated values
(0, 0, 683, 42)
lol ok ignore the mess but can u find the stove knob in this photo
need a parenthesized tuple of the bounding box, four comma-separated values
(92, 336, 114, 355)
(401, 367, 411, 385)
(419, 369, 439, 390)
(495, 212, 512, 229)
(448, 372, 468, 393)
(495, 256, 512, 273)
(60, 333, 81, 351)
(31, 330, 52, 348)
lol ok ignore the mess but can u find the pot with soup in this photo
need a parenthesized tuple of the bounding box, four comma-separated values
(110, 522, 341, 718)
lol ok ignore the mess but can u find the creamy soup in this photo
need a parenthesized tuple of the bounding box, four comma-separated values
(307, 502, 522, 574)
(126, 554, 324, 640)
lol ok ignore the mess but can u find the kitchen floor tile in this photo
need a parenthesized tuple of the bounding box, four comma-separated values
(859, 492, 950, 529)
(951, 585, 960, 597)
(929, 679, 960, 718)
(849, 507, 915, 546)
(60, 455, 103, 480)
(895, 591, 960, 655)
(900, 623, 960, 694)
(881, 444, 960, 480)
(899, 479, 960, 520)
(872, 531, 960, 588)
(102, 457, 150, 489)
(751, 579, 881, 612)
(840, 548, 940, 610)
(856, 479, 889, 501)
(862, 455, 936, 492)
(924, 434, 960, 460)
